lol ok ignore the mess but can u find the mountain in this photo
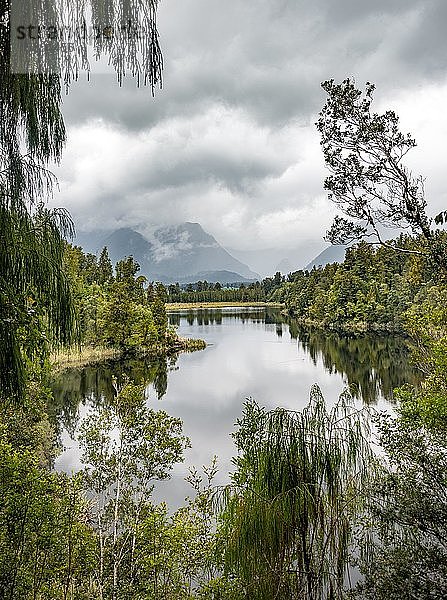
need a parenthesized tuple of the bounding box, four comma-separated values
(175, 270, 257, 284)
(149, 223, 258, 281)
(274, 258, 294, 274)
(228, 242, 325, 278)
(305, 245, 348, 270)
(82, 222, 259, 283)
(102, 228, 150, 266)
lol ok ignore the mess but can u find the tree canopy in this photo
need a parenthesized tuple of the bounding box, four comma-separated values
(317, 79, 446, 268)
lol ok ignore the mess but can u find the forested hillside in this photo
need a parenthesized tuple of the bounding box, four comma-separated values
(166, 232, 443, 335)
(276, 234, 443, 332)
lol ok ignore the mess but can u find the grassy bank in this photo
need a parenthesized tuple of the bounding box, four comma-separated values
(166, 301, 284, 310)
(51, 336, 207, 372)
(51, 346, 122, 371)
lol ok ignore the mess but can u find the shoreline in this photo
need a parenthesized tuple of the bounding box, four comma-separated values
(50, 346, 123, 371)
(166, 301, 284, 310)
(284, 313, 405, 335)
(51, 337, 207, 372)
(51, 303, 283, 371)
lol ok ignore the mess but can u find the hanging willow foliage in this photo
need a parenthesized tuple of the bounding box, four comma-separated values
(0, 204, 77, 399)
(8, 0, 163, 87)
(0, 0, 163, 399)
(218, 385, 375, 600)
(1, 0, 163, 203)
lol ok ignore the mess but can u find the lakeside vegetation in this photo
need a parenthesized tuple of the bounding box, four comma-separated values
(4, 231, 447, 600)
(169, 235, 443, 335)
(166, 300, 283, 310)
(277, 234, 442, 333)
(62, 244, 206, 361)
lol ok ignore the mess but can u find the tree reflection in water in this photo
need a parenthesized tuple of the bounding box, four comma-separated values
(286, 321, 421, 404)
(50, 308, 421, 440)
(170, 307, 421, 405)
(49, 354, 176, 437)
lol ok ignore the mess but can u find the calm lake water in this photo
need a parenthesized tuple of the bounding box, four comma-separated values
(52, 307, 420, 507)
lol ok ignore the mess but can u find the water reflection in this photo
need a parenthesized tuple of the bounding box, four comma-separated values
(49, 355, 176, 437)
(167, 308, 420, 404)
(50, 309, 420, 432)
(52, 307, 421, 506)
(169, 307, 267, 328)
(289, 326, 420, 404)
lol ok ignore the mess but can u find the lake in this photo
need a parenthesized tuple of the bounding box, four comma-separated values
(52, 306, 420, 507)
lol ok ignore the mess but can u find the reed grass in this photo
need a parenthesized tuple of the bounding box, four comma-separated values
(51, 346, 122, 371)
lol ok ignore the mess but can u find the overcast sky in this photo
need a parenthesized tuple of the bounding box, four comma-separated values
(51, 0, 447, 262)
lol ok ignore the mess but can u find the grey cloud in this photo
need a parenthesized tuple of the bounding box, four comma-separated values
(55, 0, 447, 256)
(63, 0, 442, 132)
(322, 0, 416, 25)
(397, 1, 447, 77)
(138, 150, 288, 195)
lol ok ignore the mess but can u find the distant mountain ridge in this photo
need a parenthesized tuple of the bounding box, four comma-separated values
(305, 245, 348, 270)
(274, 258, 294, 274)
(175, 270, 257, 284)
(76, 222, 259, 284)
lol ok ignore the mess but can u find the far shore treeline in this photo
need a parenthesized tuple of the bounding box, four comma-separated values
(165, 231, 446, 334)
